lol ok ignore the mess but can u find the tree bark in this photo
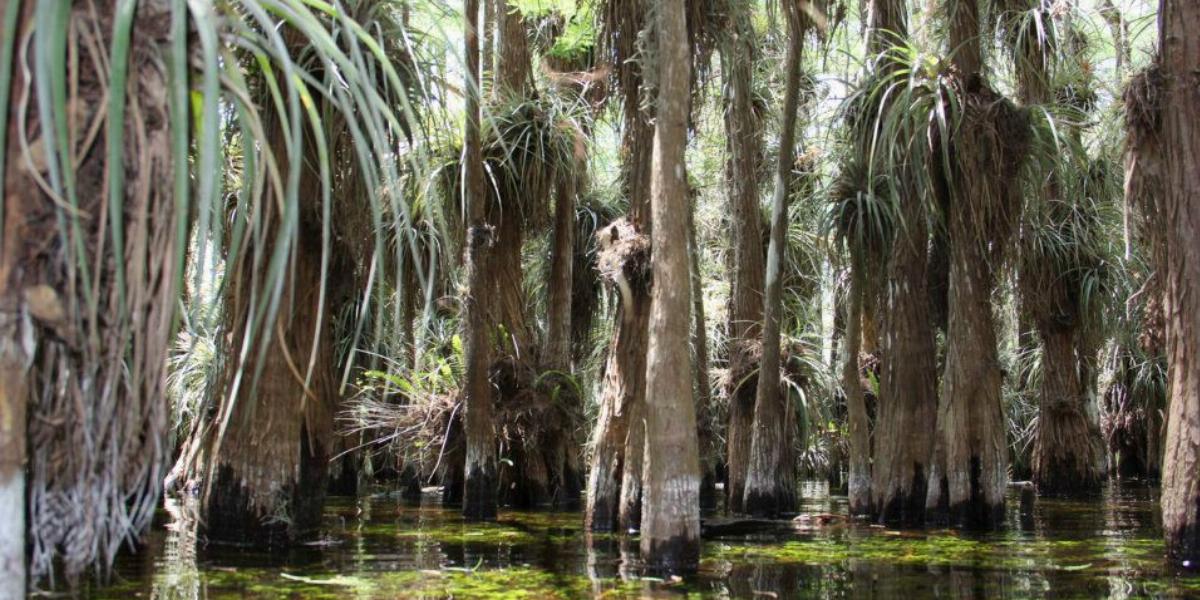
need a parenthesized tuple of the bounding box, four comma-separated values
(0, 3, 31, 583)
(1008, 0, 1105, 496)
(583, 117, 652, 531)
(742, 1, 804, 518)
(585, 0, 654, 532)
(461, 0, 497, 521)
(844, 267, 872, 516)
(862, 0, 938, 526)
(546, 171, 576, 370)
(926, 0, 1020, 529)
(489, 0, 535, 359)
(719, 3, 766, 514)
(1032, 327, 1104, 494)
(1158, 0, 1200, 564)
(688, 194, 718, 506)
(200, 133, 337, 545)
(640, 0, 700, 571)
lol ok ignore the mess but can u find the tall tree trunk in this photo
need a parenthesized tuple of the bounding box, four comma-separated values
(585, 110, 653, 530)
(926, 0, 1022, 529)
(585, 0, 653, 533)
(199, 115, 336, 544)
(547, 171, 576, 370)
(640, 0, 700, 571)
(719, 1, 766, 514)
(1123, 65, 1166, 483)
(490, 0, 534, 358)
(461, 0, 497, 521)
(862, 0, 938, 526)
(1010, 1, 1104, 496)
(545, 161, 582, 507)
(742, 1, 804, 518)
(1158, 0, 1200, 564)
(688, 195, 718, 506)
(844, 267, 872, 516)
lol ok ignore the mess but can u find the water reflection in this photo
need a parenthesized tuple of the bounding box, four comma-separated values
(81, 481, 1200, 599)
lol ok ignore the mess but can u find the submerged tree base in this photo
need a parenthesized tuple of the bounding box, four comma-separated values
(203, 462, 327, 546)
(874, 467, 929, 527)
(463, 465, 498, 521)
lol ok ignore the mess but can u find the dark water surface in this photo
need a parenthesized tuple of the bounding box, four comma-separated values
(79, 481, 1200, 598)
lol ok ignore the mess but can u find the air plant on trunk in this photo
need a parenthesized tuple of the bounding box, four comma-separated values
(828, 156, 892, 516)
(1, 0, 423, 587)
(173, 0, 425, 543)
(1001, 0, 1109, 498)
(1102, 65, 1167, 481)
(1, 1, 179, 584)
(925, 0, 1032, 529)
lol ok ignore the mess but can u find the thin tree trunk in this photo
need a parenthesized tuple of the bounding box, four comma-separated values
(489, 0, 534, 358)
(743, 1, 804, 518)
(619, 387, 644, 529)
(0, 311, 27, 600)
(640, 0, 700, 570)
(688, 195, 717, 506)
(1158, 0, 1200, 564)
(546, 162, 581, 507)
(461, 0, 497, 521)
(546, 171, 575, 370)
(844, 267, 871, 516)
(719, 1, 766, 514)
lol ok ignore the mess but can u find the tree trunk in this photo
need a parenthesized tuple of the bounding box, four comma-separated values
(546, 172, 576, 370)
(1158, 0, 1200, 564)
(928, 231, 1009, 528)
(1009, 0, 1105, 496)
(843, 268, 872, 516)
(719, 3, 765, 514)
(585, 0, 654, 531)
(583, 166, 652, 531)
(461, 0, 497, 521)
(1033, 327, 1104, 494)
(860, 0, 938, 526)
(0, 4, 31, 581)
(200, 158, 337, 544)
(0, 311, 27, 600)
(489, 0, 534, 359)
(688, 195, 717, 507)
(742, 1, 804, 518)
(926, 0, 1022, 529)
(640, 0, 700, 571)
(546, 164, 582, 507)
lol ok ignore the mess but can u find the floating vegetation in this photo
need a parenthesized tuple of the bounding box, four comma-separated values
(75, 484, 1200, 599)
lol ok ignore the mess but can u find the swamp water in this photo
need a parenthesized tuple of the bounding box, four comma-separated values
(79, 481, 1200, 599)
